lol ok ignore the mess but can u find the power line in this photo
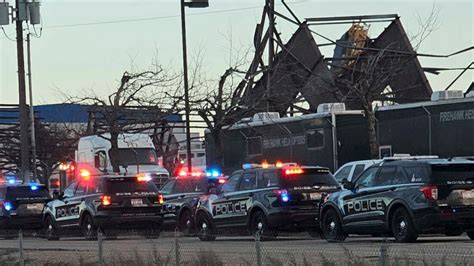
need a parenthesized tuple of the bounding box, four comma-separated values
(44, 1, 309, 29)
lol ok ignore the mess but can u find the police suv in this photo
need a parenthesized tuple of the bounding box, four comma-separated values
(194, 163, 340, 241)
(43, 172, 164, 240)
(160, 169, 226, 234)
(320, 157, 474, 243)
(1, 179, 51, 238)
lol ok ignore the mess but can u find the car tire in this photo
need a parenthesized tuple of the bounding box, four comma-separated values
(81, 214, 98, 241)
(251, 211, 278, 241)
(44, 216, 60, 241)
(178, 210, 194, 236)
(467, 231, 474, 240)
(391, 208, 418, 243)
(322, 209, 346, 242)
(196, 213, 216, 242)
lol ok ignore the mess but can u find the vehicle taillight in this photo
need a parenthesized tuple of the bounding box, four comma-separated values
(158, 194, 165, 204)
(420, 186, 438, 200)
(218, 178, 226, 184)
(101, 195, 112, 206)
(273, 189, 290, 202)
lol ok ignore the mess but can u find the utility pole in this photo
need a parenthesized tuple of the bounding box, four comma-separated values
(15, 0, 30, 182)
(26, 33, 37, 182)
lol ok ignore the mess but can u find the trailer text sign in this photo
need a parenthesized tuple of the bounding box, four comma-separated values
(439, 109, 474, 123)
(263, 135, 306, 149)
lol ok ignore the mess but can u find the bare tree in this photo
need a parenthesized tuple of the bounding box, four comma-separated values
(66, 63, 182, 173)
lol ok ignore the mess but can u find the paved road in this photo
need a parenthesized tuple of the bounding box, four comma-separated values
(0, 234, 473, 265)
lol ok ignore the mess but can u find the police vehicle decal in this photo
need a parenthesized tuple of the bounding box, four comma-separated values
(344, 198, 385, 214)
(55, 203, 81, 219)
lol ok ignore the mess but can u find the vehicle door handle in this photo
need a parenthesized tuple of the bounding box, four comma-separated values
(248, 192, 254, 197)
(225, 196, 231, 200)
(180, 195, 185, 199)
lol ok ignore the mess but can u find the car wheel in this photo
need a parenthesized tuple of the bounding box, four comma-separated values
(391, 208, 418, 243)
(178, 210, 194, 236)
(44, 216, 60, 241)
(82, 214, 98, 241)
(251, 211, 278, 241)
(196, 213, 216, 241)
(322, 209, 346, 242)
(467, 231, 474, 240)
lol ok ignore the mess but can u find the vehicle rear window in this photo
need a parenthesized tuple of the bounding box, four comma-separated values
(105, 178, 159, 195)
(430, 164, 474, 184)
(403, 166, 430, 183)
(280, 168, 339, 187)
(175, 178, 207, 193)
(6, 185, 51, 201)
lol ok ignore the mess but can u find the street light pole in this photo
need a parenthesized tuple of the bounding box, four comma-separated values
(180, 0, 209, 173)
(180, 0, 192, 173)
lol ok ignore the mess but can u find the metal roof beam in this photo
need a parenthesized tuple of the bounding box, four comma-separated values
(305, 14, 398, 23)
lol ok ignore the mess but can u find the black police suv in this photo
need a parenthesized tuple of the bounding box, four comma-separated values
(194, 163, 340, 241)
(0, 182, 51, 237)
(160, 173, 226, 234)
(320, 158, 474, 243)
(43, 174, 164, 240)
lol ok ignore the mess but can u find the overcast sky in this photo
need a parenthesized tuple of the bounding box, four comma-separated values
(0, 0, 472, 105)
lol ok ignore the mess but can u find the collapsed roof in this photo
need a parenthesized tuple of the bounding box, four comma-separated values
(240, 16, 433, 114)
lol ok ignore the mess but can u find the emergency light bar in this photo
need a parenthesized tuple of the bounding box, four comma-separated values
(243, 162, 300, 170)
(383, 155, 439, 161)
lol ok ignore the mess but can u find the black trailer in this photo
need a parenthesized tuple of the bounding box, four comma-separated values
(206, 111, 370, 174)
(376, 97, 474, 158)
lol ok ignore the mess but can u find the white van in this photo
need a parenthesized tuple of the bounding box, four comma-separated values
(76, 133, 169, 186)
(333, 159, 381, 182)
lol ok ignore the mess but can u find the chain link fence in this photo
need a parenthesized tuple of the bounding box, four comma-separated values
(0, 229, 473, 265)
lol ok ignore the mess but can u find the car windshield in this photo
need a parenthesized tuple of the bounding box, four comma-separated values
(280, 168, 339, 187)
(105, 178, 159, 195)
(5, 185, 51, 201)
(117, 148, 158, 166)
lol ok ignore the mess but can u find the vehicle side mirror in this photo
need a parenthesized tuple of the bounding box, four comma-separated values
(342, 178, 355, 190)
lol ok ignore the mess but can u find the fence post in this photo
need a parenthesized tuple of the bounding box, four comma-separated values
(18, 229, 24, 266)
(175, 228, 180, 266)
(98, 229, 104, 266)
(255, 232, 262, 266)
(379, 243, 388, 266)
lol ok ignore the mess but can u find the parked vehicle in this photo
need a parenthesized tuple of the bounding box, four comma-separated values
(206, 105, 371, 174)
(333, 159, 381, 183)
(0, 178, 51, 238)
(76, 133, 169, 188)
(43, 171, 164, 240)
(160, 169, 226, 234)
(194, 162, 340, 241)
(321, 157, 474, 243)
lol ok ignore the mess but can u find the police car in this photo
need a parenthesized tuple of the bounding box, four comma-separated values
(0, 178, 51, 238)
(194, 162, 340, 241)
(320, 157, 474, 243)
(43, 170, 164, 240)
(160, 169, 226, 234)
